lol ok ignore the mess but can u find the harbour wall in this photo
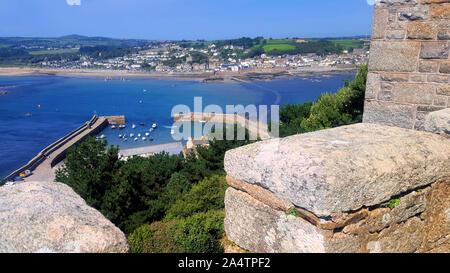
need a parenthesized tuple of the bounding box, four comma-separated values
(4, 115, 108, 181)
(174, 112, 271, 140)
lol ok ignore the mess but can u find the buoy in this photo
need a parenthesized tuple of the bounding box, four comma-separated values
(38, 105, 41, 109)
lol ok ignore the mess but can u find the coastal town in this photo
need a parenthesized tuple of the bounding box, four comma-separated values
(36, 39, 370, 74)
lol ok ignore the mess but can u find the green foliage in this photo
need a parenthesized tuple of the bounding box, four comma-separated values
(165, 175, 228, 220)
(55, 137, 121, 208)
(286, 209, 300, 217)
(0, 179, 5, 186)
(278, 64, 367, 136)
(128, 220, 184, 253)
(388, 199, 401, 209)
(174, 210, 225, 253)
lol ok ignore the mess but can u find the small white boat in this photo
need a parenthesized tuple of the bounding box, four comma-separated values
(171, 129, 175, 135)
(130, 133, 135, 138)
(119, 125, 126, 129)
(142, 137, 146, 141)
(123, 138, 128, 141)
(137, 133, 141, 137)
(111, 125, 117, 129)
(145, 132, 150, 136)
(152, 123, 157, 129)
(149, 128, 154, 132)
(119, 134, 122, 138)
(134, 137, 138, 141)
(97, 134, 106, 139)
(132, 124, 136, 129)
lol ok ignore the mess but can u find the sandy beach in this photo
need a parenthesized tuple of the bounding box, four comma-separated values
(0, 66, 357, 82)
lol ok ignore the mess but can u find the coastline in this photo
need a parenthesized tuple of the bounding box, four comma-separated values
(0, 66, 358, 82)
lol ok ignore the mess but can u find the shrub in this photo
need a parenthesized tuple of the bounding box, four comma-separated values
(128, 220, 184, 253)
(175, 210, 225, 253)
(164, 175, 228, 220)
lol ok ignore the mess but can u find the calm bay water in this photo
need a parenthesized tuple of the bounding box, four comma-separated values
(0, 73, 354, 178)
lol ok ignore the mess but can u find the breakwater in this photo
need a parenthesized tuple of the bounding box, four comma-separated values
(4, 115, 108, 182)
(173, 112, 271, 140)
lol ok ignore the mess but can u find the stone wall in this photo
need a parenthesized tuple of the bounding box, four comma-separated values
(364, 0, 450, 130)
(224, 123, 450, 253)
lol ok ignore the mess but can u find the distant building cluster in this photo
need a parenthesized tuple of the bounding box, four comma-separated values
(39, 41, 369, 73)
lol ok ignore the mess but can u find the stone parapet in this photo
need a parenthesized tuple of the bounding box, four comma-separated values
(364, 0, 450, 129)
(0, 182, 130, 253)
(223, 123, 450, 252)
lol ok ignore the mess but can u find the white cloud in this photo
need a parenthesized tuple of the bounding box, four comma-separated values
(66, 0, 81, 6)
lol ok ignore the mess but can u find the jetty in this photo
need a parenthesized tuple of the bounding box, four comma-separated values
(4, 115, 119, 182)
(173, 112, 271, 140)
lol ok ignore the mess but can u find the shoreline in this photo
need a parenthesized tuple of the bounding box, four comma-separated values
(0, 66, 358, 82)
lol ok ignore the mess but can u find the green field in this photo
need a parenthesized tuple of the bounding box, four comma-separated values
(330, 39, 366, 50)
(263, 44, 296, 52)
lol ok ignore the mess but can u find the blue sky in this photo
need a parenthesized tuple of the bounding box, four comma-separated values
(0, 0, 374, 40)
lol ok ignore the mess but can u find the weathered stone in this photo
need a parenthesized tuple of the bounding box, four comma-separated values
(381, 82, 394, 90)
(428, 74, 449, 83)
(409, 73, 427, 82)
(365, 72, 380, 99)
(372, 8, 390, 39)
(370, 41, 421, 72)
(392, 83, 435, 104)
(421, 0, 450, 4)
(438, 30, 450, 40)
(439, 61, 450, 73)
(363, 100, 416, 129)
(224, 123, 450, 217)
(378, 91, 393, 101)
(224, 188, 361, 253)
(377, 0, 418, 7)
(419, 60, 439, 72)
(407, 21, 436, 39)
(437, 85, 450, 95)
(380, 73, 410, 81)
(387, 29, 406, 39)
(398, 5, 429, 21)
(0, 182, 130, 253)
(224, 187, 327, 253)
(417, 105, 445, 112)
(367, 217, 425, 253)
(430, 4, 450, 19)
(433, 96, 448, 107)
(420, 41, 449, 59)
(424, 108, 450, 134)
(226, 176, 292, 212)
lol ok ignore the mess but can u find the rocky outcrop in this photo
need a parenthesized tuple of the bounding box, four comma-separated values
(224, 123, 450, 253)
(225, 123, 450, 217)
(424, 108, 450, 135)
(0, 181, 129, 253)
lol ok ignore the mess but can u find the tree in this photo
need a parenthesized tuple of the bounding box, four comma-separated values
(278, 64, 368, 136)
(55, 137, 121, 208)
(164, 175, 228, 220)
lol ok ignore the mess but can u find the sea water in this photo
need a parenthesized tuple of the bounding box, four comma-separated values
(0, 73, 354, 178)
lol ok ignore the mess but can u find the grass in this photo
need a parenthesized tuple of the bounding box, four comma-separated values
(263, 44, 296, 52)
(330, 39, 365, 50)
